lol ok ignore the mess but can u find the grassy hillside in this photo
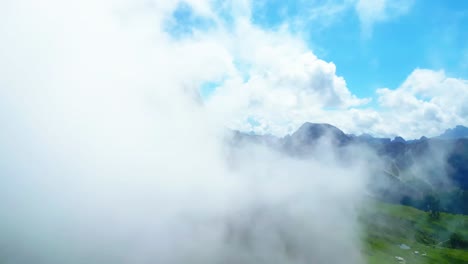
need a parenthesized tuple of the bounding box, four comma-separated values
(362, 200, 468, 264)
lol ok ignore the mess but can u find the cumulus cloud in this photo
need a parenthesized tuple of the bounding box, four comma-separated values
(155, 0, 465, 140)
(294, 69, 468, 139)
(376, 69, 468, 138)
(204, 20, 369, 135)
(302, 69, 468, 139)
(154, 0, 464, 140)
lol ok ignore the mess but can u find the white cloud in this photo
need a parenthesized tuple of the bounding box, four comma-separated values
(0, 1, 372, 264)
(355, 0, 415, 38)
(148, 0, 466, 140)
(200, 21, 370, 135)
(1, 1, 467, 263)
(262, 0, 415, 38)
(376, 69, 468, 138)
(301, 0, 355, 29)
(126, 0, 464, 140)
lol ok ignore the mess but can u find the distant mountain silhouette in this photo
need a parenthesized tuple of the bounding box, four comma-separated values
(290, 122, 351, 145)
(232, 122, 468, 190)
(231, 122, 468, 214)
(438, 125, 468, 139)
(392, 136, 406, 143)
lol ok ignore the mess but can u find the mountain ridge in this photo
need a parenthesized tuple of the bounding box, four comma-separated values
(438, 125, 468, 139)
(232, 122, 468, 214)
(235, 123, 468, 145)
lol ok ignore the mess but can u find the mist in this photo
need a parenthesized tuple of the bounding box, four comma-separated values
(0, 1, 393, 263)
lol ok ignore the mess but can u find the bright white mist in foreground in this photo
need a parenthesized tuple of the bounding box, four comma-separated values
(0, 1, 375, 263)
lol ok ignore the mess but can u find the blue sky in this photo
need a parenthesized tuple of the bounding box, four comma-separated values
(161, 0, 468, 138)
(0, 0, 465, 138)
(250, 0, 468, 98)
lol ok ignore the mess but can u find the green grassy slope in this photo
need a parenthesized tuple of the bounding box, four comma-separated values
(361, 200, 468, 264)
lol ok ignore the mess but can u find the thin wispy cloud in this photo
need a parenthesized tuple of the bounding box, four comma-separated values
(355, 0, 415, 38)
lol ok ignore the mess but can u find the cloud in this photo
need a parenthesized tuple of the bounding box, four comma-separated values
(1, 1, 466, 263)
(376, 69, 468, 138)
(156, 0, 467, 140)
(355, 0, 415, 38)
(246, 0, 415, 38)
(0, 1, 373, 263)
(246, 0, 357, 38)
(306, 0, 355, 27)
(200, 21, 370, 135)
(148, 0, 465, 140)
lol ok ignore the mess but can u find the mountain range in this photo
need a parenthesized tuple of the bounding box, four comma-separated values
(288, 122, 468, 144)
(233, 123, 468, 214)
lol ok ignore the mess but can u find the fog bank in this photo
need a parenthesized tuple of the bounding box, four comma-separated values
(0, 1, 376, 263)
